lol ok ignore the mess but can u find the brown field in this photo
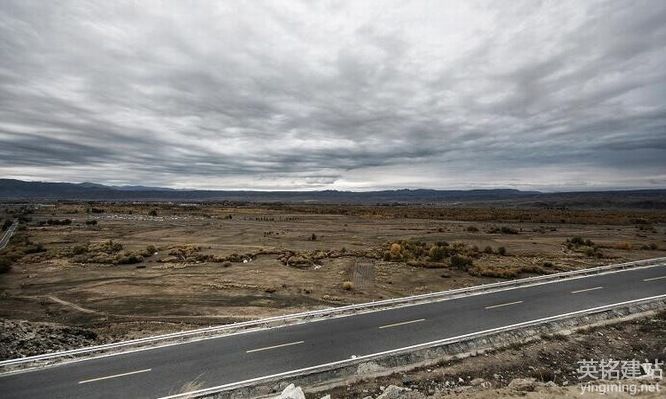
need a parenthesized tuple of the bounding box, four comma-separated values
(1, 202, 665, 349)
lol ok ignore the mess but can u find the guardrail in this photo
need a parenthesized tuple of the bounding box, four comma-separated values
(0, 220, 18, 251)
(164, 294, 666, 399)
(1, 256, 664, 371)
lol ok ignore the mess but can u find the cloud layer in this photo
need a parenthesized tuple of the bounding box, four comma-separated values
(1, 0, 665, 190)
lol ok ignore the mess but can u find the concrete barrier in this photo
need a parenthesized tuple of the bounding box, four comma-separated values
(1, 257, 664, 374)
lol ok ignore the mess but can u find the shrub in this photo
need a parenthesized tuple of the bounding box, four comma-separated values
(488, 226, 518, 234)
(72, 245, 88, 255)
(342, 281, 353, 290)
(483, 246, 493, 254)
(497, 246, 507, 256)
(45, 219, 72, 226)
(310, 233, 317, 241)
(0, 256, 12, 273)
(148, 209, 158, 216)
(116, 253, 143, 265)
(1, 219, 12, 231)
(428, 245, 448, 262)
(450, 255, 473, 271)
(23, 243, 45, 254)
(85, 220, 97, 226)
(466, 226, 479, 232)
(389, 243, 402, 257)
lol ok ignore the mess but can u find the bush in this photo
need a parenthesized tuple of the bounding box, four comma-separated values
(117, 253, 143, 264)
(0, 256, 12, 273)
(148, 209, 158, 216)
(85, 220, 97, 226)
(488, 226, 518, 234)
(483, 246, 493, 254)
(1, 219, 12, 231)
(497, 246, 507, 256)
(466, 226, 479, 232)
(389, 243, 402, 257)
(450, 255, 473, 271)
(23, 243, 45, 254)
(45, 219, 72, 226)
(567, 236, 594, 247)
(72, 245, 88, 255)
(428, 245, 448, 262)
(342, 281, 353, 290)
(310, 233, 317, 241)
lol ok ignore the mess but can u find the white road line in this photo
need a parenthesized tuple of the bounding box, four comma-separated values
(246, 341, 304, 354)
(571, 286, 604, 294)
(78, 368, 151, 384)
(379, 318, 425, 329)
(643, 276, 666, 282)
(484, 300, 523, 310)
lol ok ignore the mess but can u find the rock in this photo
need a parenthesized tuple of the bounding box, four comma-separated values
(275, 384, 305, 399)
(319, 395, 331, 399)
(470, 378, 485, 386)
(357, 361, 385, 374)
(376, 385, 409, 399)
(508, 378, 537, 392)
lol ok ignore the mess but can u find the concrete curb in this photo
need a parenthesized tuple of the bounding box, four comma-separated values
(1, 257, 664, 374)
(162, 295, 666, 399)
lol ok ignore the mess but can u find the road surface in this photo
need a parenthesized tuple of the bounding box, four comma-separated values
(1, 264, 665, 399)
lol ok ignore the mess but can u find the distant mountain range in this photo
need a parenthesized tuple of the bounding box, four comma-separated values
(0, 179, 664, 209)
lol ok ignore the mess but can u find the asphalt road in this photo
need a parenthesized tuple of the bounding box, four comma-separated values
(1, 264, 665, 399)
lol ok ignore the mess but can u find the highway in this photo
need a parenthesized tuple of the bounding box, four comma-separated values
(1, 264, 665, 399)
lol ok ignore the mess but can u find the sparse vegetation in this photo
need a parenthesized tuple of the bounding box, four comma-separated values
(488, 226, 518, 234)
(450, 254, 473, 271)
(0, 201, 664, 353)
(0, 257, 11, 273)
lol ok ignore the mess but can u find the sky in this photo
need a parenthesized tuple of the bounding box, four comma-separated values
(0, 0, 665, 191)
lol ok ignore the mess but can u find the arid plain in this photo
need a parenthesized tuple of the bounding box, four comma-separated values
(1, 202, 665, 359)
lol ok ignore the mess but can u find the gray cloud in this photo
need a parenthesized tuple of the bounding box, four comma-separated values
(0, 0, 665, 190)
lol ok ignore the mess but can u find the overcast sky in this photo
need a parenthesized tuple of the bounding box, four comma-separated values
(0, 0, 665, 191)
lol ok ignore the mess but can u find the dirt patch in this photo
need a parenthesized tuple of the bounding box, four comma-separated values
(0, 319, 105, 360)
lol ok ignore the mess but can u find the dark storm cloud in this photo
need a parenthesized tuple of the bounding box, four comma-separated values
(0, 0, 665, 190)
